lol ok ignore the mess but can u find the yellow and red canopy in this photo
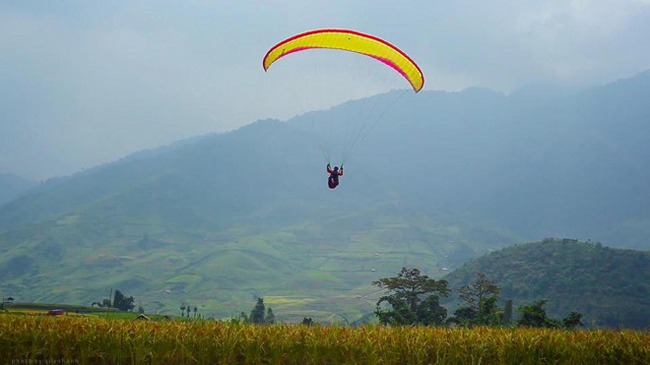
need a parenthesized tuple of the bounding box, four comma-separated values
(263, 29, 424, 93)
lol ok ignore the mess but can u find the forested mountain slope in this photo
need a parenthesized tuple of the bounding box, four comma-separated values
(444, 239, 649, 329)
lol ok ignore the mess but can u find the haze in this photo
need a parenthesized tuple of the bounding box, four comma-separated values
(1, 0, 649, 180)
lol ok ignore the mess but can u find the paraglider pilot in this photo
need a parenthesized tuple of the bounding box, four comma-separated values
(327, 163, 344, 189)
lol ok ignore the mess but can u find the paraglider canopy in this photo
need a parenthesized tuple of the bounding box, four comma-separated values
(263, 29, 424, 93)
(262, 28, 426, 167)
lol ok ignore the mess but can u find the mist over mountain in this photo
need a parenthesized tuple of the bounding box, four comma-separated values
(0, 173, 36, 207)
(292, 70, 650, 249)
(0, 71, 649, 320)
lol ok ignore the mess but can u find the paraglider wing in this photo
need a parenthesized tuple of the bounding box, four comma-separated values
(263, 29, 425, 93)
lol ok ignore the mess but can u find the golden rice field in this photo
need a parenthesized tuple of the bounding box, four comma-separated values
(0, 316, 648, 364)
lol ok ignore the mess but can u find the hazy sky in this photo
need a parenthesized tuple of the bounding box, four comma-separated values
(1, 0, 649, 180)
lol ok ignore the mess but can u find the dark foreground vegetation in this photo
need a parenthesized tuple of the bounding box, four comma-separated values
(1, 316, 648, 364)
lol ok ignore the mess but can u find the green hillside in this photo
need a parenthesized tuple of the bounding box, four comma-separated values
(0, 195, 510, 322)
(0, 122, 513, 321)
(443, 239, 650, 329)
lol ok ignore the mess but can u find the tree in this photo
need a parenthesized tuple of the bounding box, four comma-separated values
(113, 290, 135, 311)
(186, 306, 191, 318)
(138, 306, 145, 314)
(448, 306, 476, 326)
(458, 272, 501, 313)
(517, 300, 560, 328)
(517, 300, 582, 329)
(114, 290, 126, 309)
(193, 306, 198, 318)
(180, 304, 186, 317)
(562, 311, 583, 329)
(266, 308, 276, 324)
(373, 267, 450, 325)
(250, 297, 266, 324)
(416, 295, 448, 325)
(475, 295, 502, 326)
(450, 272, 502, 326)
(375, 296, 417, 325)
(518, 300, 548, 327)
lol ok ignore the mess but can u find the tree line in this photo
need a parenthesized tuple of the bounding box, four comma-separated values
(374, 268, 583, 328)
(90, 268, 583, 328)
(91, 290, 138, 312)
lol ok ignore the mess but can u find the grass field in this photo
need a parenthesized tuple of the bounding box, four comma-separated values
(0, 316, 647, 364)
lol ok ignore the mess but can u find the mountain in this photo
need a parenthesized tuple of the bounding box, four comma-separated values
(443, 238, 649, 329)
(0, 119, 510, 321)
(0, 173, 36, 207)
(1, 71, 650, 321)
